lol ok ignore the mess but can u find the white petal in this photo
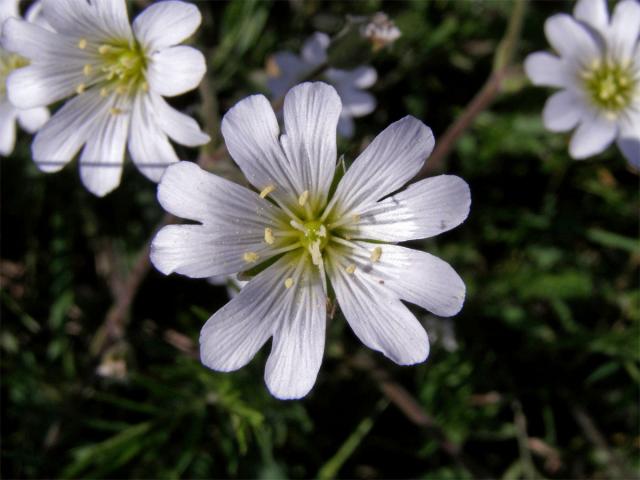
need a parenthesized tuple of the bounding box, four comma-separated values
(199, 255, 304, 372)
(7, 64, 79, 109)
(41, 0, 132, 41)
(151, 224, 268, 278)
(574, 0, 609, 32)
(569, 113, 617, 159)
(128, 93, 178, 182)
(301, 32, 329, 65)
(221, 94, 298, 203)
(1, 16, 83, 61)
(328, 258, 429, 365)
(544, 14, 601, 63)
(0, 0, 19, 25)
(337, 115, 354, 138)
(0, 100, 17, 156)
(16, 106, 49, 133)
(350, 242, 466, 317)
(267, 51, 308, 99)
(152, 162, 284, 277)
(524, 52, 572, 88)
(156, 160, 283, 226)
(280, 82, 341, 209)
(338, 89, 376, 117)
(150, 93, 209, 147)
(325, 66, 377, 89)
(133, 0, 201, 51)
(609, 0, 640, 61)
(618, 111, 640, 168)
(79, 105, 129, 197)
(542, 90, 585, 132)
(265, 264, 326, 399)
(331, 116, 434, 216)
(147, 45, 206, 97)
(32, 90, 107, 172)
(356, 175, 471, 242)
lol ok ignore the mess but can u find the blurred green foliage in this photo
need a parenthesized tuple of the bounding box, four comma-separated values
(1, 0, 639, 478)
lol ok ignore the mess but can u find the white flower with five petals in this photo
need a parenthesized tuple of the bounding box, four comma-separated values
(267, 32, 377, 138)
(524, 0, 640, 167)
(150, 82, 470, 399)
(1, 0, 210, 196)
(0, 0, 49, 156)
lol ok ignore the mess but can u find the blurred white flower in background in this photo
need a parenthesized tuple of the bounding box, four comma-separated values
(267, 32, 377, 138)
(1, 0, 210, 196)
(524, 0, 640, 168)
(0, 0, 49, 156)
(150, 82, 470, 400)
(360, 12, 401, 52)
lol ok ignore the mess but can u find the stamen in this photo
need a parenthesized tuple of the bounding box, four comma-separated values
(259, 184, 276, 198)
(318, 225, 327, 238)
(75, 83, 86, 95)
(284, 278, 294, 289)
(290, 220, 306, 233)
(141, 81, 149, 92)
(298, 190, 309, 207)
(243, 252, 260, 263)
(83, 64, 93, 76)
(345, 263, 357, 274)
(78, 38, 87, 49)
(309, 240, 323, 266)
(98, 44, 111, 55)
(264, 228, 275, 245)
(100, 87, 109, 97)
(370, 247, 382, 263)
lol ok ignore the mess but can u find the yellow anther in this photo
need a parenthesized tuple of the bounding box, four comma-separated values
(243, 252, 260, 263)
(284, 278, 294, 289)
(346, 264, 357, 274)
(98, 44, 111, 55)
(259, 184, 275, 198)
(116, 85, 127, 95)
(75, 83, 86, 95)
(78, 38, 87, 49)
(109, 107, 123, 116)
(298, 190, 309, 207)
(370, 247, 382, 263)
(141, 81, 149, 92)
(100, 87, 109, 97)
(83, 64, 93, 76)
(264, 228, 275, 245)
(318, 225, 327, 238)
(309, 240, 322, 266)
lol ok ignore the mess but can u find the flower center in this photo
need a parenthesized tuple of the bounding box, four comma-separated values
(76, 38, 148, 98)
(582, 59, 637, 113)
(0, 51, 29, 97)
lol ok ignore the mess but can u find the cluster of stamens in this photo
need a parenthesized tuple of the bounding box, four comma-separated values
(75, 38, 148, 111)
(581, 58, 637, 117)
(242, 185, 384, 290)
(0, 52, 29, 97)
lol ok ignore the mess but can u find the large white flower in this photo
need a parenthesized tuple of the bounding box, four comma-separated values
(1, 0, 210, 196)
(524, 0, 640, 168)
(150, 82, 470, 400)
(267, 32, 377, 138)
(0, 0, 49, 156)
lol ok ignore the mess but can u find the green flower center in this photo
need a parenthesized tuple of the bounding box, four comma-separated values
(298, 220, 330, 250)
(582, 59, 637, 113)
(0, 52, 29, 97)
(75, 38, 148, 99)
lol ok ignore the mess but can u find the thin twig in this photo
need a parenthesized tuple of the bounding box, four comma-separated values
(512, 399, 538, 480)
(349, 353, 491, 478)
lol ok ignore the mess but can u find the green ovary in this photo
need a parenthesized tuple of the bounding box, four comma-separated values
(298, 221, 330, 250)
(583, 59, 637, 112)
(85, 40, 148, 96)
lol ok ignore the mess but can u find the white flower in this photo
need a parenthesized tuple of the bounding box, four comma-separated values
(524, 0, 640, 168)
(360, 12, 402, 51)
(267, 32, 377, 138)
(150, 82, 470, 400)
(1, 0, 210, 196)
(0, 0, 49, 156)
